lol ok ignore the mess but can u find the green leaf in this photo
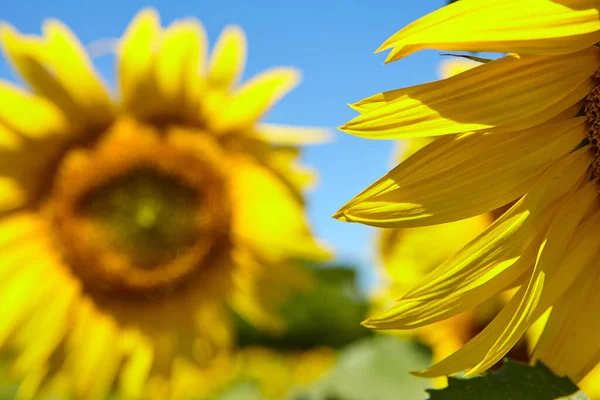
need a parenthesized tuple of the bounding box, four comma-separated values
(426, 360, 586, 400)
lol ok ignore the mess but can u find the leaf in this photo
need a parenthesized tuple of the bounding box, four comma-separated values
(426, 360, 586, 400)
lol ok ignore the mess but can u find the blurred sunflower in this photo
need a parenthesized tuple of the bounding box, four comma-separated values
(336, 0, 600, 384)
(0, 8, 329, 399)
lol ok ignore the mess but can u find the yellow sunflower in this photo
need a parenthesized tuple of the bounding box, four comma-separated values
(0, 8, 328, 399)
(335, 0, 600, 384)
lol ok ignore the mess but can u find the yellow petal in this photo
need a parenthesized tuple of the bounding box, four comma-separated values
(0, 260, 55, 348)
(208, 25, 246, 89)
(154, 19, 207, 121)
(229, 156, 329, 262)
(0, 81, 68, 139)
(364, 148, 591, 330)
(365, 217, 540, 330)
(15, 364, 48, 400)
(533, 254, 600, 382)
(68, 307, 122, 400)
(119, 332, 154, 400)
(418, 180, 598, 377)
(255, 123, 333, 145)
(379, 214, 491, 293)
(415, 276, 544, 378)
(41, 20, 114, 128)
(336, 117, 587, 227)
(12, 271, 79, 374)
(342, 47, 600, 139)
(378, 0, 600, 62)
(118, 8, 160, 116)
(0, 123, 70, 208)
(0, 213, 43, 250)
(229, 250, 286, 333)
(0, 177, 26, 211)
(0, 24, 106, 132)
(438, 58, 480, 79)
(214, 68, 300, 131)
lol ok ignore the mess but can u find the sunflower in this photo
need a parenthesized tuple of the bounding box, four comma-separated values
(0, 8, 328, 399)
(335, 0, 600, 383)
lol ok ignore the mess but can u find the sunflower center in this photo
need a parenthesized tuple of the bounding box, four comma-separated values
(47, 119, 232, 296)
(79, 169, 199, 268)
(585, 85, 600, 177)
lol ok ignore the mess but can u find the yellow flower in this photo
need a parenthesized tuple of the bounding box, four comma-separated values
(336, 0, 600, 383)
(0, 8, 328, 399)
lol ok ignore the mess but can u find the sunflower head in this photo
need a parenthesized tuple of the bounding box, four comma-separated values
(337, 0, 600, 387)
(0, 8, 328, 399)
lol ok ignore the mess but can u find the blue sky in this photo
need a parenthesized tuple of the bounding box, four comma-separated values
(0, 0, 448, 289)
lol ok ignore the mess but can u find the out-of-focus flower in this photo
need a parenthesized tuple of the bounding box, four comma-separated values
(336, 0, 600, 383)
(0, 8, 329, 399)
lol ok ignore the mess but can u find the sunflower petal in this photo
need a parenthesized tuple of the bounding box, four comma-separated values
(414, 277, 544, 378)
(379, 214, 491, 293)
(208, 25, 246, 89)
(533, 254, 600, 382)
(255, 123, 333, 145)
(118, 8, 160, 116)
(67, 305, 122, 400)
(341, 47, 600, 139)
(336, 117, 587, 227)
(229, 157, 330, 262)
(0, 260, 55, 348)
(41, 20, 114, 128)
(377, 0, 600, 62)
(119, 333, 154, 400)
(155, 19, 207, 120)
(438, 58, 480, 79)
(422, 180, 599, 377)
(364, 148, 591, 330)
(0, 81, 68, 139)
(364, 223, 539, 330)
(12, 269, 79, 375)
(214, 68, 300, 131)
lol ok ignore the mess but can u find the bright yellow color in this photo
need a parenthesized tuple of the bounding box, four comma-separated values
(0, 8, 328, 400)
(373, 59, 496, 388)
(337, 0, 600, 384)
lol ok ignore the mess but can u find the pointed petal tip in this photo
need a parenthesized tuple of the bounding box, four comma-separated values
(132, 7, 160, 24)
(360, 318, 375, 328)
(360, 312, 393, 330)
(409, 369, 436, 378)
(331, 209, 350, 221)
(337, 122, 355, 133)
(0, 23, 17, 39)
(374, 39, 393, 54)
